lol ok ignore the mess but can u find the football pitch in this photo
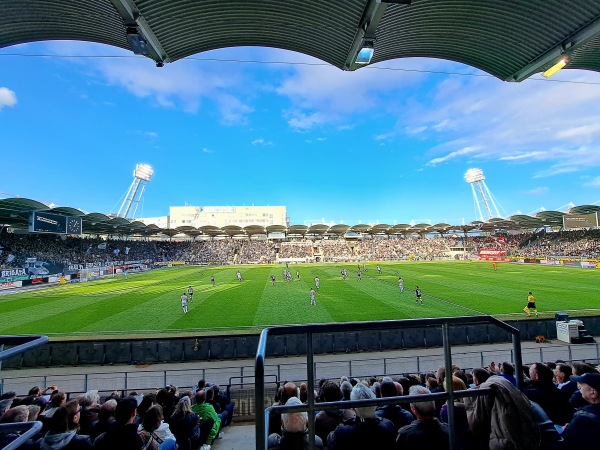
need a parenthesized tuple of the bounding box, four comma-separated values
(0, 262, 598, 337)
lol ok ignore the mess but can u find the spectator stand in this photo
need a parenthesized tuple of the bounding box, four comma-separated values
(255, 316, 523, 450)
(0, 335, 48, 450)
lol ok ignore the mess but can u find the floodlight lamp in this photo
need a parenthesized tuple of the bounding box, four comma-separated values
(542, 58, 568, 78)
(356, 41, 374, 65)
(126, 27, 150, 56)
(464, 168, 485, 183)
(134, 164, 154, 181)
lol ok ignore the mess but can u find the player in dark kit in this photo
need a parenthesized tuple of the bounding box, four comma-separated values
(415, 286, 422, 304)
(210, 275, 215, 286)
(187, 286, 194, 302)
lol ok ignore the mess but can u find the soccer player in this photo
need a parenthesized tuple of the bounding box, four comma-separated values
(315, 276, 320, 290)
(415, 286, 422, 304)
(180, 292, 188, 314)
(236, 270, 243, 282)
(377, 264, 381, 274)
(524, 291, 538, 316)
(296, 270, 300, 281)
(271, 275, 276, 286)
(187, 285, 194, 302)
(398, 277, 404, 292)
(310, 288, 316, 306)
(210, 275, 215, 286)
(492, 262, 497, 271)
(357, 270, 362, 281)
(123, 269, 129, 280)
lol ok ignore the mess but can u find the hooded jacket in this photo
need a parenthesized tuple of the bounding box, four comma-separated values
(464, 376, 540, 450)
(39, 431, 92, 450)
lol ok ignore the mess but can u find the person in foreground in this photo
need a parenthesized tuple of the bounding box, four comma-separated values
(561, 372, 600, 450)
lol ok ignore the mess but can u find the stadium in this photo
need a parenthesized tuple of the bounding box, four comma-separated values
(2, 2, 600, 450)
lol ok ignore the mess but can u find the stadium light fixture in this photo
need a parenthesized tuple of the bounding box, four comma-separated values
(134, 164, 154, 182)
(355, 41, 375, 65)
(542, 58, 568, 78)
(126, 27, 150, 56)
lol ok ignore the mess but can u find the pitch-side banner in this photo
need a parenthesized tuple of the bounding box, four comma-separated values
(478, 249, 506, 257)
(563, 213, 598, 229)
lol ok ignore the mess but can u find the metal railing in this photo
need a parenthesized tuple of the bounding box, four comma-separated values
(0, 421, 43, 450)
(254, 316, 523, 450)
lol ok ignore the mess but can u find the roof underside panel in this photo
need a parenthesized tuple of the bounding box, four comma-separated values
(1, 1, 599, 81)
(137, 0, 368, 66)
(374, 0, 600, 80)
(1, 0, 128, 50)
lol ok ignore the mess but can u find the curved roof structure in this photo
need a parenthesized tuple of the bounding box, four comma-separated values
(1, 1, 599, 81)
(1, 197, 598, 239)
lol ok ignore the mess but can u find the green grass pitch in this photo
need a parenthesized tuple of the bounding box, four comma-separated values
(0, 262, 598, 337)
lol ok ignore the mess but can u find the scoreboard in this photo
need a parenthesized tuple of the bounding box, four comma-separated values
(29, 212, 82, 235)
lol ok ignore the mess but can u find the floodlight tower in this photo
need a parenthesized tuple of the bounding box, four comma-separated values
(464, 168, 502, 221)
(117, 164, 154, 220)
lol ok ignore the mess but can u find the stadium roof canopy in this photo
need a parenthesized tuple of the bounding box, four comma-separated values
(2, 1, 600, 81)
(2, 198, 598, 238)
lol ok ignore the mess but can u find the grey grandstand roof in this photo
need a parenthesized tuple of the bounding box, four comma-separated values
(568, 205, 600, 214)
(244, 225, 266, 236)
(1, 197, 598, 237)
(1, 1, 600, 81)
(287, 225, 308, 236)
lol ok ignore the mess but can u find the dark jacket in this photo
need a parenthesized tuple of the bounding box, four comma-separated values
(268, 429, 324, 450)
(327, 416, 396, 450)
(93, 423, 156, 450)
(396, 418, 450, 450)
(524, 381, 569, 425)
(168, 412, 201, 441)
(375, 405, 414, 431)
(561, 403, 600, 450)
(36, 431, 93, 450)
(314, 408, 355, 443)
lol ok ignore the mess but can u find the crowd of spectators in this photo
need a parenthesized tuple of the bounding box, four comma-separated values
(510, 229, 600, 259)
(264, 359, 600, 449)
(0, 379, 234, 450)
(1, 230, 599, 272)
(278, 243, 314, 259)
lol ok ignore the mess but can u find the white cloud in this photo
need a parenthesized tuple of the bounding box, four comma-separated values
(42, 41, 254, 123)
(498, 152, 545, 161)
(202, 148, 214, 154)
(427, 146, 482, 166)
(583, 176, 600, 188)
(251, 138, 273, 146)
(391, 69, 600, 172)
(274, 56, 448, 130)
(0, 87, 17, 110)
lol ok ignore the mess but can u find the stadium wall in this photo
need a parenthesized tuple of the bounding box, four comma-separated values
(3, 317, 599, 369)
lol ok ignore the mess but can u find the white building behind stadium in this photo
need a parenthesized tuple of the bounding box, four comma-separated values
(138, 205, 287, 229)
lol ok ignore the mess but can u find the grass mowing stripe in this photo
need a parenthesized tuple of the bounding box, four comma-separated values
(0, 262, 597, 336)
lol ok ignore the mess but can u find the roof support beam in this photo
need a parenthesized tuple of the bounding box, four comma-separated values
(509, 14, 600, 81)
(343, 0, 401, 71)
(109, 0, 170, 65)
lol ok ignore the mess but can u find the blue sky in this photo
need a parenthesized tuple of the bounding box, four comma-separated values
(1, 41, 600, 226)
